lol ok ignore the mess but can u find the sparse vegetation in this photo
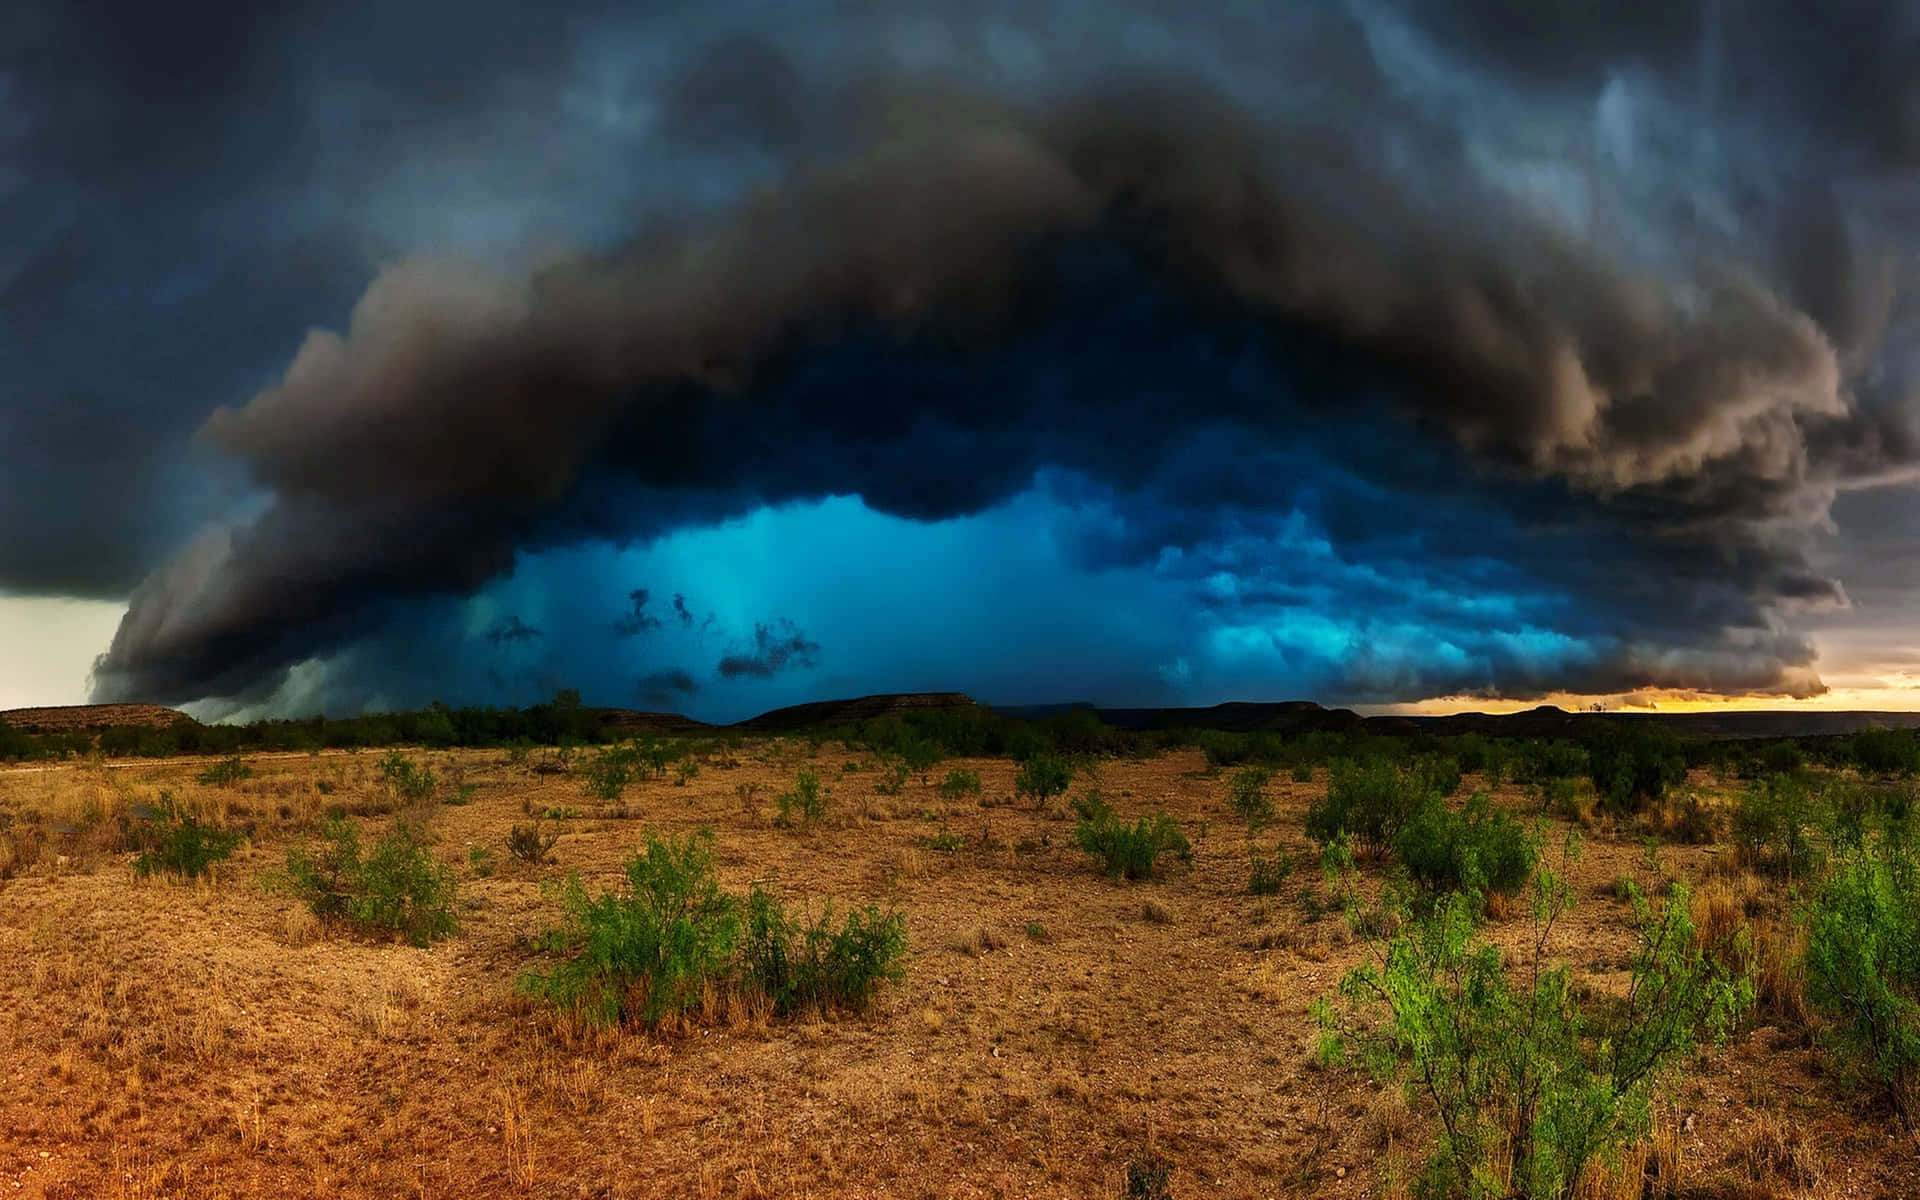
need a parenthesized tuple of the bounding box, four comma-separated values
(1805, 821, 1920, 1121)
(507, 820, 558, 864)
(281, 816, 459, 946)
(1226, 765, 1274, 828)
(133, 804, 243, 880)
(519, 827, 905, 1028)
(378, 750, 436, 803)
(1015, 752, 1073, 809)
(1317, 864, 1752, 1199)
(197, 756, 254, 787)
(939, 767, 983, 803)
(1074, 794, 1191, 881)
(776, 766, 827, 827)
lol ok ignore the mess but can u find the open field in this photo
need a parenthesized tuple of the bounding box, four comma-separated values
(0, 743, 1915, 1198)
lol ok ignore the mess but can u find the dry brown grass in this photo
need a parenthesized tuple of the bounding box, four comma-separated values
(0, 745, 1908, 1198)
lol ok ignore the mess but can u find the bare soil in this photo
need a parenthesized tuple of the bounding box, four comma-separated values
(0, 746, 1912, 1198)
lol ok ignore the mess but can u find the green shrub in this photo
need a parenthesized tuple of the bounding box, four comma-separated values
(776, 767, 827, 827)
(1015, 753, 1073, 809)
(938, 768, 983, 802)
(1413, 755, 1462, 800)
(1226, 766, 1275, 828)
(738, 887, 908, 1017)
(522, 828, 738, 1027)
(1307, 758, 1426, 850)
(1851, 728, 1920, 777)
(1805, 827, 1920, 1119)
(520, 827, 906, 1028)
(1584, 725, 1686, 815)
(1074, 795, 1191, 881)
(901, 740, 942, 784)
(1394, 792, 1537, 898)
(874, 760, 911, 796)
(674, 758, 700, 787)
(1732, 773, 1822, 878)
(1124, 1153, 1173, 1200)
(582, 744, 642, 801)
(197, 756, 253, 787)
(282, 817, 459, 946)
(1290, 762, 1314, 783)
(378, 751, 436, 803)
(1316, 868, 1751, 1199)
(134, 809, 242, 879)
(507, 820, 558, 864)
(1248, 843, 1296, 896)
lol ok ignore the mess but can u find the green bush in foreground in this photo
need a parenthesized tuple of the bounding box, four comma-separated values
(519, 827, 906, 1029)
(1394, 792, 1536, 898)
(1316, 865, 1751, 1200)
(1805, 824, 1920, 1121)
(282, 817, 458, 946)
(1074, 795, 1191, 881)
(134, 805, 242, 879)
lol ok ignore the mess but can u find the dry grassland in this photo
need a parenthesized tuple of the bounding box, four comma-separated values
(0, 745, 1913, 1198)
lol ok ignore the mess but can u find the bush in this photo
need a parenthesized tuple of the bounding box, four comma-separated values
(1290, 762, 1314, 783)
(582, 744, 642, 801)
(776, 767, 827, 827)
(134, 807, 242, 879)
(739, 887, 908, 1017)
(282, 817, 458, 946)
(1732, 773, 1822, 878)
(1248, 843, 1295, 896)
(873, 760, 911, 796)
(1413, 755, 1462, 800)
(197, 756, 253, 787)
(938, 768, 982, 803)
(1074, 795, 1191, 881)
(520, 827, 906, 1028)
(901, 740, 942, 784)
(1805, 827, 1920, 1119)
(1307, 758, 1426, 851)
(1394, 792, 1536, 898)
(674, 758, 700, 787)
(1851, 728, 1920, 777)
(1584, 725, 1686, 815)
(1226, 766, 1275, 828)
(507, 820, 558, 864)
(1316, 868, 1751, 1199)
(379, 751, 436, 803)
(1015, 753, 1073, 809)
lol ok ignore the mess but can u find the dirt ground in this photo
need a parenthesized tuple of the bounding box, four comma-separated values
(0, 743, 1914, 1199)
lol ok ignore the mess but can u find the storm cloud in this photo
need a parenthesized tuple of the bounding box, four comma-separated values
(4, 1, 1914, 714)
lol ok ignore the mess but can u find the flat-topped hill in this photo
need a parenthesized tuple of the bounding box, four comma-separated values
(0, 703, 193, 733)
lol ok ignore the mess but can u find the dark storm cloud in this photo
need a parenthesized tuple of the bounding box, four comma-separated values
(716, 621, 821, 680)
(636, 668, 700, 701)
(613, 588, 663, 636)
(487, 615, 541, 645)
(3, 0, 1907, 708)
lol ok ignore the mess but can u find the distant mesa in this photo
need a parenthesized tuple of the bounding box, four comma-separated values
(0, 703, 194, 734)
(592, 708, 715, 737)
(731, 692, 981, 732)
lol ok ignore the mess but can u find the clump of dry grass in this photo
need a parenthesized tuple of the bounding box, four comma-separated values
(1140, 898, 1176, 925)
(948, 924, 1004, 956)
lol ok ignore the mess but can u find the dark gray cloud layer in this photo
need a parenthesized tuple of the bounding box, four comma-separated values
(3, 1, 1914, 708)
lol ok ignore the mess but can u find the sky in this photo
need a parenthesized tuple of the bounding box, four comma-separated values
(3, 1, 1920, 724)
